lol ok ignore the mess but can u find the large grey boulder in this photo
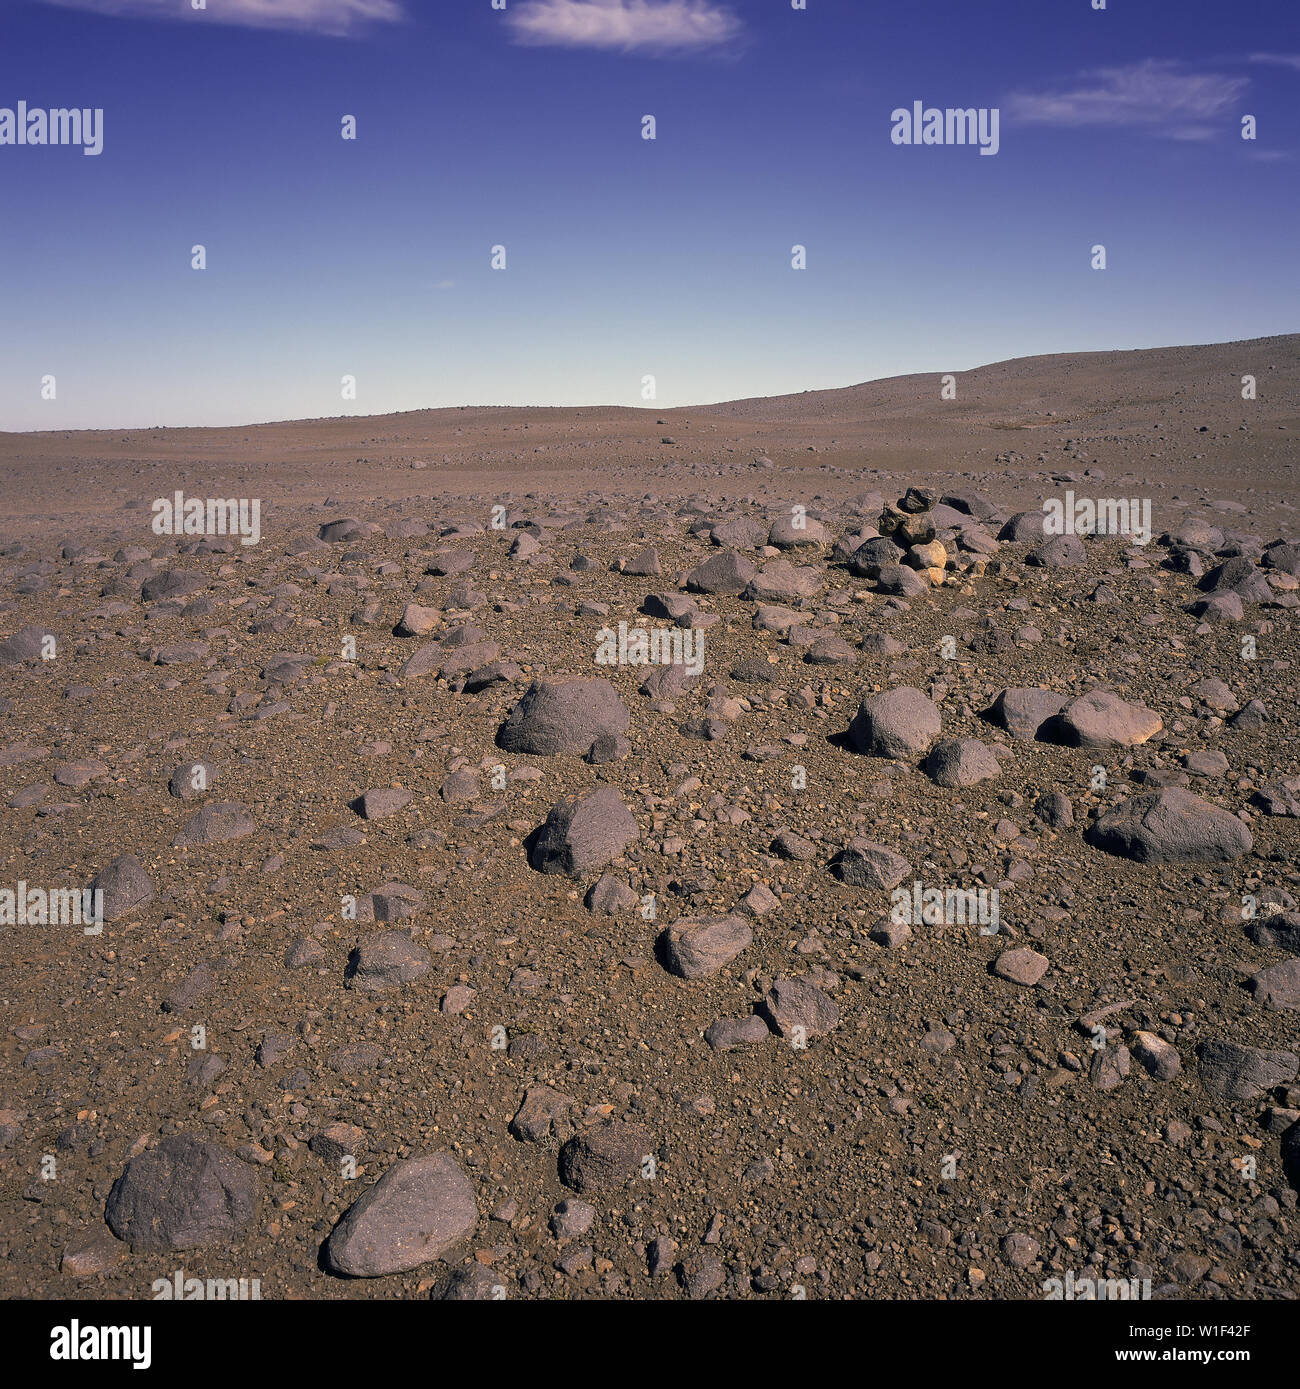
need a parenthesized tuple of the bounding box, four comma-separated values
(1044, 690, 1162, 749)
(685, 550, 757, 595)
(528, 786, 639, 876)
(1088, 787, 1252, 863)
(324, 1153, 477, 1277)
(849, 687, 941, 758)
(498, 678, 629, 758)
(925, 738, 1001, 787)
(984, 687, 1067, 741)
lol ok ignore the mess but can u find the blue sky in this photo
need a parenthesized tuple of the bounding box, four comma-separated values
(0, 0, 1296, 429)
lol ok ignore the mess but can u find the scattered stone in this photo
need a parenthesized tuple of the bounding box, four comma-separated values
(324, 1152, 478, 1277)
(849, 686, 941, 758)
(704, 1015, 770, 1051)
(1088, 787, 1253, 863)
(828, 840, 910, 890)
(1132, 1031, 1181, 1080)
(105, 1135, 258, 1252)
(87, 854, 154, 921)
(528, 785, 639, 876)
(660, 916, 753, 979)
(558, 1124, 653, 1193)
(499, 678, 630, 758)
(762, 976, 839, 1038)
(345, 933, 431, 992)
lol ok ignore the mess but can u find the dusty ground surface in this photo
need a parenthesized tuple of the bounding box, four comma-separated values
(0, 334, 1297, 1301)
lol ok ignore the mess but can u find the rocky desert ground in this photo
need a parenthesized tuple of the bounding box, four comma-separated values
(1, 334, 1298, 1303)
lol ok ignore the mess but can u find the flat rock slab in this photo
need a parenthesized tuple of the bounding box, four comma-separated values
(1247, 911, 1300, 954)
(324, 1152, 477, 1277)
(0, 624, 57, 665)
(509, 1085, 575, 1144)
(173, 801, 256, 848)
(354, 788, 412, 820)
(1088, 787, 1252, 863)
(1196, 1039, 1298, 1100)
(345, 932, 431, 992)
(704, 1015, 771, 1051)
(105, 1134, 258, 1252)
(992, 948, 1049, 986)
(170, 761, 217, 799)
(1247, 959, 1300, 1011)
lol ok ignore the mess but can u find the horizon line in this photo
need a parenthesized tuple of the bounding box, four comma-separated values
(6, 329, 1296, 438)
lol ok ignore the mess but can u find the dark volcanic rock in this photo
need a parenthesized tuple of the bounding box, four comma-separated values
(87, 854, 154, 921)
(105, 1135, 258, 1252)
(1196, 1039, 1298, 1100)
(528, 785, 639, 876)
(558, 1124, 653, 1193)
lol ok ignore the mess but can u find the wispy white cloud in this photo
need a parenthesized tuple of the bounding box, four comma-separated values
(1006, 59, 1248, 140)
(507, 0, 741, 54)
(1247, 53, 1300, 73)
(36, 0, 403, 37)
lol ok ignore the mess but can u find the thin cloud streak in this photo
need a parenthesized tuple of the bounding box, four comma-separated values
(35, 0, 403, 37)
(1006, 59, 1248, 141)
(507, 0, 741, 54)
(1247, 53, 1300, 73)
